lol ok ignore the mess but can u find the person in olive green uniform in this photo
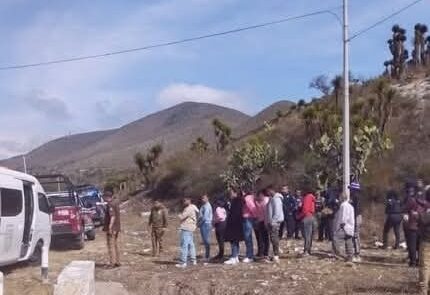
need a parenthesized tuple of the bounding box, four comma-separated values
(149, 200, 168, 256)
(103, 191, 121, 267)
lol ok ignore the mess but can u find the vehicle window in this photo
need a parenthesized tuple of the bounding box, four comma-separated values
(49, 195, 75, 207)
(38, 193, 50, 214)
(0, 188, 23, 216)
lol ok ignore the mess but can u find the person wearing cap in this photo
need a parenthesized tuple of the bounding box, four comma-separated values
(103, 190, 121, 268)
(349, 182, 362, 262)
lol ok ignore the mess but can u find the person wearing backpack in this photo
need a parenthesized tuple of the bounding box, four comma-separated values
(418, 190, 430, 295)
(382, 190, 403, 249)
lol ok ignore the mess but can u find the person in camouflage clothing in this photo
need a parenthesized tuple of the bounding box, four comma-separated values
(148, 200, 168, 257)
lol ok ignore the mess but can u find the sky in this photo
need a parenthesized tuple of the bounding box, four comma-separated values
(0, 0, 429, 159)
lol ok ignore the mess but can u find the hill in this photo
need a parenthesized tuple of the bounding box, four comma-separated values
(236, 100, 295, 136)
(0, 102, 249, 173)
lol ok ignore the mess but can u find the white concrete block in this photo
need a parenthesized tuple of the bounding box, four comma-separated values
(54, 261, 95, 295)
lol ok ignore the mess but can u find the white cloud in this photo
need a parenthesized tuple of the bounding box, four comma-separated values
(157, 83, 244, 109)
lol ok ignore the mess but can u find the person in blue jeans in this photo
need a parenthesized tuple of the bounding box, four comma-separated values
(242, 192, 256, 263)
(176, 198, 199, 268)
(199, 195, 213, 264)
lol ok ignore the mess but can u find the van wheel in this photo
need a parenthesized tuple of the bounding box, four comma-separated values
(29, 243, 42, 266)
(86, 229, 96, 241)
(74, 231, 85, 250)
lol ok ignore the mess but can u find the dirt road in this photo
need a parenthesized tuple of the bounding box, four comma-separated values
(1, 213, 421, 295)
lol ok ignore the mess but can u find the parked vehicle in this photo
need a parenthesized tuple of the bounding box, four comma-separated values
(37, 174, 96, 249)
(76, 184, 106, 226)
(0, 167, 52, 279)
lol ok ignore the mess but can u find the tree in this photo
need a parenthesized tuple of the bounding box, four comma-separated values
(212, 118, 232, 152)
(221, 138, 284, 192)
(414, 23, 428, 66)
(388, 25, 407, 79)
(190, 137, 209, 155)
(331, 75, 343, 108)
(134, 144, 163, 189)
(309, 75, 331, 96)
(297, 99, 306, 109)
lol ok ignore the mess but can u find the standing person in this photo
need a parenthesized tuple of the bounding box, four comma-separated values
(213, 198, 227, 261)
(280, 185, 292, 239)
(404, 185, 426, 267)
(315, 191, 325, 241)
(382, 190, 403, 249)
(325, 185, 341, 241)
(103, 191, 121, 268)
(176, 198, 199, 268)
(418, 191, 430, 295)
(148, 200, 168, 257)
(283, 186, 298, 240)
(266, 185, 285, 263)
(242, 190, 257, 263)
(224, 189, 244, 265)
(298, 191, 316, 256)
(332, 192, 355, 262)
(254, 190, 270, 260)
(349, 182, 362, 262)
(198, 195, 213, 264)
(294, 190, 303, 239)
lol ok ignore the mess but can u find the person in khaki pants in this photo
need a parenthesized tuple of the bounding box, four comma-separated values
(103, 191, 121, 268)
(148, 200, 168, 256)
(418, 195, 430, 295)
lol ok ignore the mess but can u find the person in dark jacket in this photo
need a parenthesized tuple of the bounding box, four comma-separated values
(404, 184, 428, 267)
(325, 185, 340, 241)
(294, 190, 303, 239)
(382, 190, 403, 249)
(349, 182, 362, 261)
(224, 189, 244, 265)
(418, 190, 430, 295)
(283, 187, 298, 239)
(280, 185, 292, 239)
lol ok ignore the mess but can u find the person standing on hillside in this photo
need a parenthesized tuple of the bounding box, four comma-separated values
(176, 198, 199, 268)
(198, 195, 213, 264)
(298, 191, 316, 256)
(213, 198, 227, 261)
(294, 190, 303, 239)
(242, 190, 257, 263)
(103, 191, 122, 268)
(325, 185, 341, 241)
(418, 190, 430, 295)
(382, 190, 403, 249)
(254, 190, 270, 260)
(349, 182, 362, 262)
(282, 186, 298, 241)
(266, 185, 285, 263)
(332, 192, 355, 262)
(224, 189, 244, 265)
(148, 200, 168, 257)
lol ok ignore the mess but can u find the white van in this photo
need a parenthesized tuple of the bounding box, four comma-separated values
(0, 167, 51, 279)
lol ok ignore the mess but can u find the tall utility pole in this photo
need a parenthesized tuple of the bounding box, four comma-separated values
(23, 155, 27, 174)
(343, 0, 351, 200)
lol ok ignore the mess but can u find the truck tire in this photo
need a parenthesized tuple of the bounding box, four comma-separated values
(28, 242, 42, 266)
(86, 229, 96, 241)
(74, 231, 85, 250)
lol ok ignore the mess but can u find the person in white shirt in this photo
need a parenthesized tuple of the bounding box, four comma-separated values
(332, 192, 355, 262)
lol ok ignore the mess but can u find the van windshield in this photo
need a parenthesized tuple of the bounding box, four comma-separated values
(49, 195, 76, 207)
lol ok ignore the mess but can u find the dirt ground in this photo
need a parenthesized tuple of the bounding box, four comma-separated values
(0, 212, 422, 295)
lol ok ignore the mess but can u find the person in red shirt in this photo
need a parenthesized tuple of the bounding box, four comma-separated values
(298, 191, 316, 256)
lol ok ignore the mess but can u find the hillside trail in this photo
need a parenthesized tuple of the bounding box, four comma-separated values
(1, 213, 422, 295)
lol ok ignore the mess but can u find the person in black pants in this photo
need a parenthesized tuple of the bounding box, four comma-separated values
(294, 190, 303, 239)
(283, 189, 298, 239)
(213, 199, 227, 260)
(382, 190, 403, 249)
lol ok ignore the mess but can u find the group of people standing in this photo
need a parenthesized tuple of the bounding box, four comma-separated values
(169, 182, 363, 268)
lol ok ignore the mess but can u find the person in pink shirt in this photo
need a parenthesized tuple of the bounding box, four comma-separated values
(242, 191, 257, 262)
(254, 190, 270, 260)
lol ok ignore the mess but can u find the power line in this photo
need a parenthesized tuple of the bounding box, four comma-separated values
(349, 0, 425, 41)
(0, 7, 341, 71)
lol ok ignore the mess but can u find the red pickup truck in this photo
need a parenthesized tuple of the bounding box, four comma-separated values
(37, 175, 96, 249)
